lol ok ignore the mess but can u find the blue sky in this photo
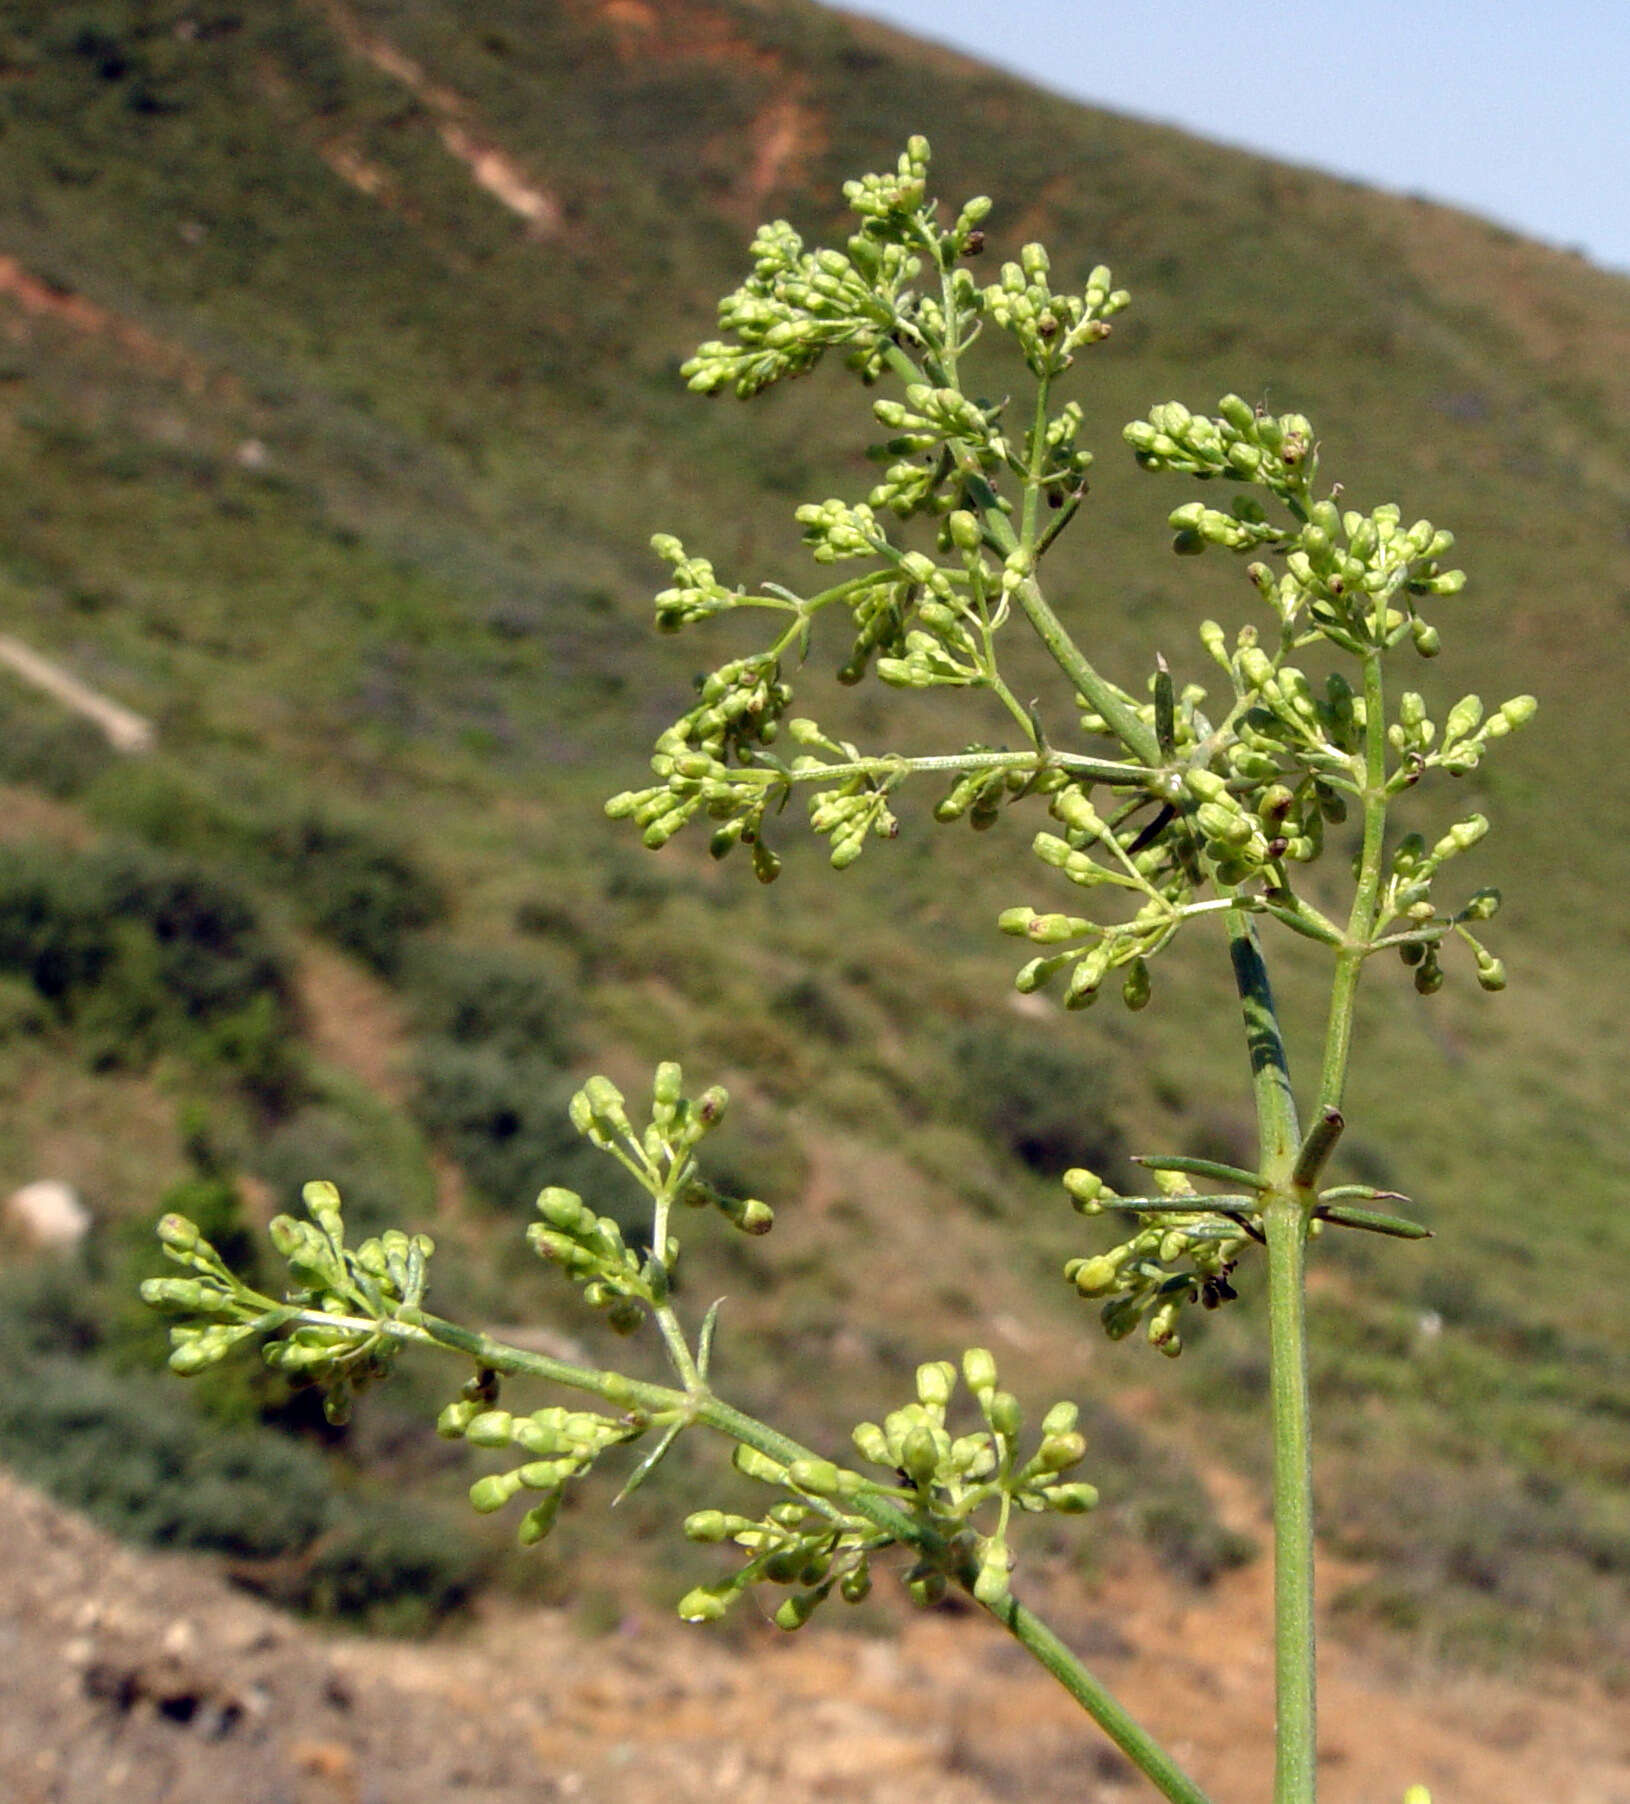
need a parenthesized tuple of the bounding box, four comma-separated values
(837, 1, 1630, 275)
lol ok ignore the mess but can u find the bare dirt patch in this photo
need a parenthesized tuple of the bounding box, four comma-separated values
(4, 1461, 1627, 1804)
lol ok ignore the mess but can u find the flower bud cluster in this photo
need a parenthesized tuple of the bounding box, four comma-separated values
(842, 135, 935, 219)
(1002, 782, 1198, 1009)
(981, 244, 1130, 378)
(796, 496, 892, 564)
(1124, 396, 1316, 503)
(682, 216, 918, 399)
(143, 1212, 280, 1377)
(1063, 1170, 1249, 1359)
(681, 138, 993, 402)
(528, 1184, 655, 1333)
(679, 1447, 885, 1630)
(873, 383, 1001, 457)
(1168, 494, 1286, 558)
(679, 1352, 1097, 1629)
(604, 654, 792, 858)
(531, 1068, 769, 1325)
(1379, 824, 1511, 992)
(650, 533, 739, 632)
(1039, 400, 1094, 499)
(934, 753, 1064, 832)
(144, 1183, 437, 1424)
(1388, 689, 1537, 777)
(437, 1397, 637, 1548)
(834, 574, 916, 682)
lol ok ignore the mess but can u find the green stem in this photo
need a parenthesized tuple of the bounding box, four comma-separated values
(986, 1588, 1219, 1804)
(340, 1308, 1213, 1804)
(1317, 650, 1389, 1116)
(648, 1179, 704, 1392)
(1020, 375, 1052, 552)
(1263, 1194, 1317, 1804)
(1226, 908, 1316, 1804)
(883, 328, 1159, 767)
(746, 747, 1157, 790)
(1226, 908, 1300, 1176)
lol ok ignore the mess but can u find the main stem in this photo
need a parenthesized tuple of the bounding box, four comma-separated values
(1227, 910, 1317, 1804)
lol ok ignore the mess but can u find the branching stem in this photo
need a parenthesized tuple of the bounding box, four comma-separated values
(310, 1306, 1216, 1804)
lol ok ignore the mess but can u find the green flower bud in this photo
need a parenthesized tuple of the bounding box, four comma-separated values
(167, 1323, 254, 1375)
(156, 1213, 202, 1252)
(1196, 801, 1252, 847)
(907, 1568, 947, 1607)
(1499, 693, 1538, 729)
(678, 1585, 733, 1623)
(962, 1347, 998, 1394)
(948, 509, 982, 551)
(535, 1187, 588, 1232)
(1474, 952, 1507, 991)
(788, 1458, 844, 1495)
(465, 1410, 515, 1448)
(1071, 1254, 1122, 1297)
(437, 1400, 479, 1439)
(684, 1510, 737, 1543)
(916, 1360, 956, 1408)
(1035, 1431, 1087, 1472)
(517, 1493, 561, 1547)
(1443, 695, 1483, 743)
(1431, 815, 1489, 862)
(140, 1277, 213, 1312)
(733, 1444, 786, 1484)
(987, 1391, 1022, 1438)
(852, 1421, 891, 1466)
(518, 1459, 573, 1491)
(972, 1543, 1013, 1607)
(902, 1424, 941, 1485)
(1122, 957, 1152, 1011)
(469, 1472, 523, 1514)
(1043, 1482, 1100, 1514)
(1063, 1168, 1106, 1212)
(840, 1563, 872, 1604)
(775, 1590, 825, 1631)
(1184, 768, 1229, 804)
(1041, 1400, 1079, 1438)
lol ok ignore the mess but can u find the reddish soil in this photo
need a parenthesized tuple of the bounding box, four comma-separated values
(4, 1466, 1627, 1804)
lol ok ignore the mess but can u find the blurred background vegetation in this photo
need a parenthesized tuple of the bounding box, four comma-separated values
(0, 0, 1625, 1670)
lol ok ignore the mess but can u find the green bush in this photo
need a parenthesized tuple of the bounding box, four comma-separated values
(954, 1023, 1126, 1179)
(0, 1354, 485, 1630)
(0, 684, 115, 798)
(0, 841, 300, 1104)
(85, 765, 446, 977)
(402, 942, 573, 1065)
(263, 812, 446, 976)
(253, 1098, 417, 1240)
(413, 1039, 612, 1217)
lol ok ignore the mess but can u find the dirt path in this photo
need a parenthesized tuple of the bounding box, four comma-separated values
(3, 1467, 1626, 1804)
(0, 634, 154, 753)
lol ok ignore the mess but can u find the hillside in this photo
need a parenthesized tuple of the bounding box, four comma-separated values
(0, 0, 1627, 1686)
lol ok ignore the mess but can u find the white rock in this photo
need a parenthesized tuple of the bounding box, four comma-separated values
(4, 1180, 91, 1250)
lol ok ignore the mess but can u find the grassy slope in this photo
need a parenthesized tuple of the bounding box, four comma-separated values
(0, 0, 1626, 1664)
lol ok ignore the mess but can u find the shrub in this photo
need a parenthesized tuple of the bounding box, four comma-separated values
(955, 1022, 1125, 1178)
(0, 841, 300, 1104)
(0, 1354, 484, 1630)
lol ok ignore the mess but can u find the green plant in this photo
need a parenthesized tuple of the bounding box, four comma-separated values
(0, 840, 301, 1105)
(143, 140, 1537, 1803)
